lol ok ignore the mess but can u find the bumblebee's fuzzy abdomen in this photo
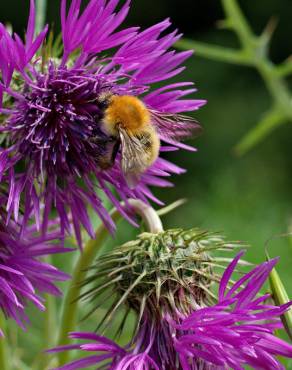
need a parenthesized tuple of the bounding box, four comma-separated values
(103, 95, 151, 135)
(135, 126, 160, 167)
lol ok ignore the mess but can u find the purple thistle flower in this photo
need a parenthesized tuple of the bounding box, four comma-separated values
(174, 251, 292, 370)
(0, 1, 205, 244)
(49, 250, 292, 369)
(0, 201, 71, 334)
(50, 331, 160, 370)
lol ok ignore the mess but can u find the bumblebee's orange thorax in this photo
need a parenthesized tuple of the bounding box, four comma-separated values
(103, 95, 151, 135)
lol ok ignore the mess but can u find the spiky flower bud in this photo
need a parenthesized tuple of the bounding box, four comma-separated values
(76, 229, 239, 369)
(86, 229, 236, 326)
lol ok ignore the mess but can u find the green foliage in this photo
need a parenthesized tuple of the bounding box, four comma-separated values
(177, 0, 292, 155)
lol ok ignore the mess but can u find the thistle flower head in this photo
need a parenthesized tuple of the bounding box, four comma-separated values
(0, 0, 205, 244)
(51, 233, 292, 369)
(74, 229, 240, 368)
(0, 200, 71, 334)
(84, 229, 234, 326)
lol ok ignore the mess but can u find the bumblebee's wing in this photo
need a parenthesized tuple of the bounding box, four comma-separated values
(150, 109, 202, 141)
(119, 128, 148, 188)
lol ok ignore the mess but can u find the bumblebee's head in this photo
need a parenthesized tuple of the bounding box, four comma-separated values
(103, 95, 151, 135)
(96, 91, 113, 110)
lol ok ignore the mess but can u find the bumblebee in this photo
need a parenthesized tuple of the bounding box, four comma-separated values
(96, 93, 201, 188)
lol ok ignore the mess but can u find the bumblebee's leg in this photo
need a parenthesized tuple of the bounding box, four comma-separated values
(110, 139, 121, 164)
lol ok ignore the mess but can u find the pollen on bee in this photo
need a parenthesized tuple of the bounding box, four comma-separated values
(103, 95, 151, 134)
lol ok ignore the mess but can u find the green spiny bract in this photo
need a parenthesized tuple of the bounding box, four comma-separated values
(81, 228, 242, 335)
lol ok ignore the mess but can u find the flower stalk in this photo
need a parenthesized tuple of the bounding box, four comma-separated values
(56, 200, 163, 366)
(35, 0, 47, 35)
(37, 256, 57, 370)
(176, 0, 292, 155)
(0, 314, 9, 370)
(56, 209, 121, 366)
(128, 199, 164, 233)
(267, 251, 292, 341)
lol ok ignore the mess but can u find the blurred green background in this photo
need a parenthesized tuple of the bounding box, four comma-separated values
(1, 0, 292, 368)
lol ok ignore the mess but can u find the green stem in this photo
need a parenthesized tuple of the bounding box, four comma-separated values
(37, 257, 57, 370)
(178, 40, 292, 117)
(130, 199, 163, 233)
(221, 0, 292, 113)
(0, 314, 9, 370)
(56, 209, 121, 366)
(178, 0, 292, 155)
(267, 263, 292, 341)
(157, 199, 187, 217)
(276, 59, 292, 78)
(257, 61, 292, 116)
(222, 0, 254, 47)
(176, 39, 252, 66)
(56, 200, 163, 366)
(234, 107, 286, 155)
(35, 0, 47, 34)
